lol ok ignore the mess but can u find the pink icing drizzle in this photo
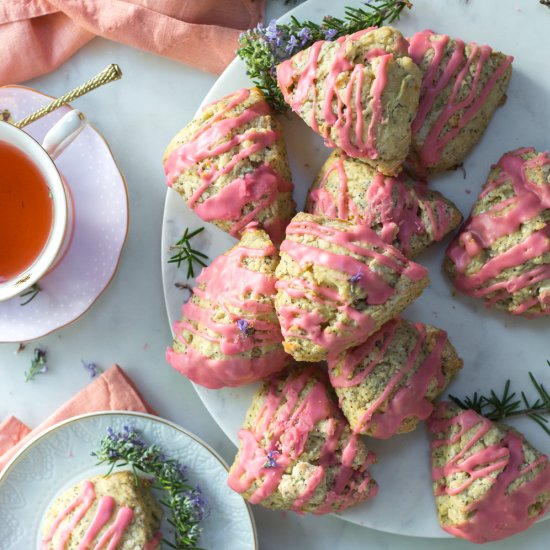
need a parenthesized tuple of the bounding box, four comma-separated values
(42, 481, 96, 549)
(163, 88, 293, 243)
(275, 217, 427, 358)
(277, 29, 393, 160)
(77, 496, 115, 549)
(92, 507, 134, 550)
(227, 367, 377, 514)
(41, 480, 146, 549)
(167, 230, 288, 388)
(427, 403, 550, 543)
(408, 30, 513, 169)
(329, 320, 448, 438)
(446, 148, 550, 315)
(308, 153, 456, 255)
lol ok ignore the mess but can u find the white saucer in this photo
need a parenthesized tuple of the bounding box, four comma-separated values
(0, 86, 128, 342)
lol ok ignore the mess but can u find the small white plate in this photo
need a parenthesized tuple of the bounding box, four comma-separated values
(0, 86, 129, 342)
(0, 411, 257, 549)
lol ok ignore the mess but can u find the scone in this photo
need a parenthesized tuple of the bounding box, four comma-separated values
(167, 225, 289, 388)
(227, 365, 378, 514)
(328, 319, 463, 438)
(427, 402, 550, 543)
(274, 212, 429, 362)
(306, 149, 462, 257)
(277, 26, 421, 176)
(163, 87, 295, 244)
(41, 471, 162, 549)
(445, 148, 550, 317)
(408, 30, 513, 174)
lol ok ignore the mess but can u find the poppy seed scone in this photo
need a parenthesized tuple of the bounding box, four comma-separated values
(41, 472, 162, 549)
(167, 225, 289, 388)
(227, 365, 378, 514)
(277, 27, 421, 176)
(328, 319, 463, 439)
(427, 402, 550, 543)
(163, 87, 295, 244)
(274, 212, 429, 362)
(306, 149, 462, 257)
(445, 148, 550, 317)
(407, 30, 513, 175)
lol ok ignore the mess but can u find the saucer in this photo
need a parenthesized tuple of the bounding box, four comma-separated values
(0, 86, 128, 342)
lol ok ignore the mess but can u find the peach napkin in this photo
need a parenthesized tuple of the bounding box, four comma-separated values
(0, 364, 155, 472)
(0, 0, 264, 85)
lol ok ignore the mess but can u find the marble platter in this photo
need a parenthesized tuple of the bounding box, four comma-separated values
(0, 412, 257, 549)
(161, 0, 550, 537)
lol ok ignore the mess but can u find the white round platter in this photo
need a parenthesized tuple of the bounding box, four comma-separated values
(161, 0, 550, 537)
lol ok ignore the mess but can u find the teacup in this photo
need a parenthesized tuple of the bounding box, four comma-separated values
(0, 109, 86, 302)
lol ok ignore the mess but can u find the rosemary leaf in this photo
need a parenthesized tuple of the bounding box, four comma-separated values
(450, 363, 550, 436)
(168, 227, 209, 279)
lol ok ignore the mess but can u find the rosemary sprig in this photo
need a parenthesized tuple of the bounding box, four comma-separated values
(237, 1, 412, 111)
(168, 227, 209, 279)
(93, 426, 208, 550)
(450, 363, 550, 436)
(20, 283, 42, 306)
(25, 348, 48, 382)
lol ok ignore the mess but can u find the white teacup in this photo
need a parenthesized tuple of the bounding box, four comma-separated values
(0, 110, 86, 302)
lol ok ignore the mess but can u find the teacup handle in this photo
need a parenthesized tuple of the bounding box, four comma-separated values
(42, 110, 87, 160)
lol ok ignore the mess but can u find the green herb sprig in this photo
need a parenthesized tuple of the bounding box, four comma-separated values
(20, 283, 42, 306)
(450, 362, 550, 436)
(25, 348, 48, 382)
(237, 1, 412, 111)
(93, 427, 208, 550)
(168, 227, 209, 279)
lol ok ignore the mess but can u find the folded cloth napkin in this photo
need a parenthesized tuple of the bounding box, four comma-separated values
(0, 0, 264, 85)
(0, 364, 155, 473)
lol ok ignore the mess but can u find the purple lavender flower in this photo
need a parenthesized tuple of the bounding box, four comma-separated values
(264, 20, 282, 46)
(324, 27, 338, 41)
(236, 319, 250, 336)
(184, 487, 210, 521)
(285, 34, 299, 55)
(349, 270, 363, 285)
(82, 360, 100, 378)
(264, 449, 279, 468)
(297, 27, 313, 46)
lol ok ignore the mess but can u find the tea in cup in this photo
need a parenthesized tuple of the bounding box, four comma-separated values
(0, 110, 85, 301)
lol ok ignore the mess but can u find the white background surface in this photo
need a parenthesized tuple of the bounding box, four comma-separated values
(1, 0, 549, 548)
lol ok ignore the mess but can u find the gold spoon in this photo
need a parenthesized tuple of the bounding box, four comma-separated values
(15, 64, 122, 129)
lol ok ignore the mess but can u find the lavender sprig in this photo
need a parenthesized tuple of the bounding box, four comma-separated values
(25, 348, 48, 382)
(93, 427, 208, 549)
(237, 1, 412, 111)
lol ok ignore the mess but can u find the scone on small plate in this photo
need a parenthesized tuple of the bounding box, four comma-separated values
(275, 212, 429, 362)
(227, 365, 377, 514)
(427, 402, 550, 543)
(407, 30, 513, 175)
(445, 148, 550, 317)
(163, 87, 295, 244)
(41, 471, 162, 549)
(306, 149, 462, 257)
(328, 318, 463, 439)
(167, 225, 289, 388)
(277, 26, 421, 176)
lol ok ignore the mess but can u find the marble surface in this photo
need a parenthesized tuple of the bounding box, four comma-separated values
(1, 0, 550, 548)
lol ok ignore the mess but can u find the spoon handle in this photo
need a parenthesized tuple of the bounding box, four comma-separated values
(15, 64, 122, 129)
